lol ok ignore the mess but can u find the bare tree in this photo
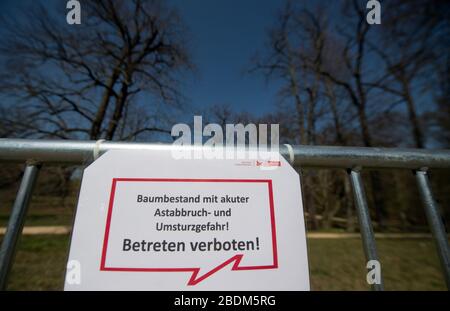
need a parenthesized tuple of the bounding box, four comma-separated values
(0, 0, 192, 141)
(252, 2, 353, 230)
(316, 1, 375, 147)
(429, 55, 450, 148)
(367, 44, 429, 148)
(365, 0, 450, 148)
(207, 104, 236, 129)
(251, 2, 308, 145)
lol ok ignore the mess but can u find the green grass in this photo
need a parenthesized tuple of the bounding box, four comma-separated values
(3, 235, 70, 290)
(0, 208, 74, 227)
(308, 238, 446, 290)
(1, 235, 446, 290)
(0, 196, 76, 227)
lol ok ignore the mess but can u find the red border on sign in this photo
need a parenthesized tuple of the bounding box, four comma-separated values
(100, 178, 278, 285)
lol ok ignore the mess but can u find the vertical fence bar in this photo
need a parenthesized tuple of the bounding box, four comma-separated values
(349, 168, 384, 291)
(415, 169, 450, 289)
(0, 163, 41, 290)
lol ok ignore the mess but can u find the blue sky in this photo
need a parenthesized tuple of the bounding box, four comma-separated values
(169, 0, 284, 117)
(0, 0, 439, 145)
(0, 0, 285, 120)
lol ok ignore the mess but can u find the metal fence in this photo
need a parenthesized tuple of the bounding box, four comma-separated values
(0, 138, 449, 291)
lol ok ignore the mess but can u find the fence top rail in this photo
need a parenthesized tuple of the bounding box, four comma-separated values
(0, 138, 449, 169)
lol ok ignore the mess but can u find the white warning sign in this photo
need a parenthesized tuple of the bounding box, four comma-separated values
(64, 150, 309, 290)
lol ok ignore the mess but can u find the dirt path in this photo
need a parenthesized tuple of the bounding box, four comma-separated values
(0, 226, 437, 238)
(0, 226, 71, 235)
(306, 232, 434, 239)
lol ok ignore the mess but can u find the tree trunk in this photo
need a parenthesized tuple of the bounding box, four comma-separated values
(89, 67, 121, 139)
(344, 175, 355, 232)
(357, 107, 387, 229)
(105, 81, 129, 140)
(306, 81, 318, 145)
(325, 80, 345, 144)
(356, 105, 386, 229)
(370, 171, 386, 230)
(303, 172, 319, 230)
(288, 65, 306, 144)
(357, 105, 373, 147)
(402, 80, 425, 148)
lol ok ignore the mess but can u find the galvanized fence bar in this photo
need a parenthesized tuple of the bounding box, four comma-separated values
(349, 168, 384, 291)
(0, 139, 449, 290)
(0, 139, 450, 168)
(415, 169, 450, 288)
(0, 163, 41, 290)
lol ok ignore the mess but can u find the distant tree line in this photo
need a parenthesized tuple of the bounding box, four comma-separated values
(209, 0, 450, 231)
(0, 0, 448, 231)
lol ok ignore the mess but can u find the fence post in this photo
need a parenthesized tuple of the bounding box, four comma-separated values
(0, 163, 41, 290)
(349, 168, 384, 291)
(415, 169, 450, 289)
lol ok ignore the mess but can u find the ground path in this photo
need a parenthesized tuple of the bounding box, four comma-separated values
(0, 226, 439, 238)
